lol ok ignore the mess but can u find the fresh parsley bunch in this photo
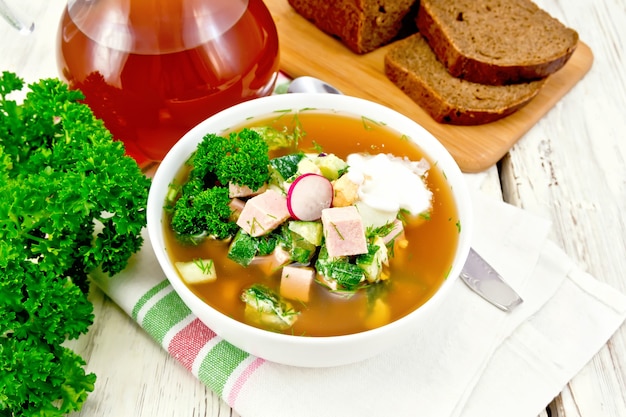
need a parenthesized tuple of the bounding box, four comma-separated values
(0, 71, 150, 416)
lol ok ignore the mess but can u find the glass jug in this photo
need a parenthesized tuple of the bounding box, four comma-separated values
(57, 0, 280, 167)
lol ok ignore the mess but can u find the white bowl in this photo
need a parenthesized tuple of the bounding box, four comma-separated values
(147, 93, 472, 368)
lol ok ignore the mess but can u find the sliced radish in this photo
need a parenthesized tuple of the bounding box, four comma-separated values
(286, 173, 333, 221)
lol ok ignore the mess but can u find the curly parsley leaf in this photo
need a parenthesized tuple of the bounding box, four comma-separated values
(0, 71, 150, 415)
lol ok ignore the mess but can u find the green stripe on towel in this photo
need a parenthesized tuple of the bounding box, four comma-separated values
(131, 279, 171, 321)
(142, 291, 192, 344)
(198, 340, 249, 396)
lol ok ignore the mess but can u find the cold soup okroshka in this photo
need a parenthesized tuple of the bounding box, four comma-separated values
(163, 110, 460, 336)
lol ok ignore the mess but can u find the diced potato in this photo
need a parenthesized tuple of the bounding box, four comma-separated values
(363, 298, 391, 329)
(175, 259, 217, 284)
(280, 265, 315, 302)
(296, 157, 322, 176)
(288, 220, 323, 246)
(332, 174, 359, 207)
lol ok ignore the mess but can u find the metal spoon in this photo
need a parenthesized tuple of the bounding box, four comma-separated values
(287, 76, 343, 95)
(286, 75, 523, 312)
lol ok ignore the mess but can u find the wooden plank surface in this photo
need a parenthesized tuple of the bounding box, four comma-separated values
(265, 0, 594, 172)
(1, 1, 624, 417)
(497, 1, 626, 416)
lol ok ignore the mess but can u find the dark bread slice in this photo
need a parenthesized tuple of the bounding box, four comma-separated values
(417, 0, 579, 85)
(384, 33, 546, 125)
(288, 0, 418, 54)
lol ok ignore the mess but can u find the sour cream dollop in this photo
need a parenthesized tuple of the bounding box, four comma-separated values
(346, 153, 432, 228)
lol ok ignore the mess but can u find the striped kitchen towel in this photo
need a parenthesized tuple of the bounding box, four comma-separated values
(91, 186, 626, 417)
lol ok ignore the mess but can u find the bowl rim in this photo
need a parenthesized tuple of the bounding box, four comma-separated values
(147, 93, 473, 352)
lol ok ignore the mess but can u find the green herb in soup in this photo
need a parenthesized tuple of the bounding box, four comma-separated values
(163, 110, 460, 336)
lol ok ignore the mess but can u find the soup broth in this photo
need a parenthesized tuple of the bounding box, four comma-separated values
(163, 110, 460, 336)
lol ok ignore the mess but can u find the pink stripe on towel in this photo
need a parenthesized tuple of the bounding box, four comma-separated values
(168, 318, 217, 371)
(227, 357, 266, 406)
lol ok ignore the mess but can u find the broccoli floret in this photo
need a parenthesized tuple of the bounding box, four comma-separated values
(171, 186, 238, 241)
(193, 128, 270, 191)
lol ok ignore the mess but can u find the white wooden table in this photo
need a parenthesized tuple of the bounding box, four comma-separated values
(2, 0, 625, 416)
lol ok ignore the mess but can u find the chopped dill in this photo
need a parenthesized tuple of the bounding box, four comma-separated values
(193, 259, 214, 275)
(366, 222, 396, 239)
(311, 140, 324, 153)
(331, 222, 345, 240)
(361, 116, 386, 131)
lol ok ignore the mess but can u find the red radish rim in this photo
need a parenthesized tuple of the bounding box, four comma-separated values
(286, 173, 333, 220)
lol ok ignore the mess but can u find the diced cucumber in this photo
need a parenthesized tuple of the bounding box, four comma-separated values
(291, 245, 315, 264)
(313, 153, 348, 181)
(289, 229, 317, 264)
(315, 247, 365, 291)
(288, 220, 323, 246)
(241, 284, 299, 331)
(277, 224, 316, 264)
(227, 230, 257, 266)
(270, 153, 304, 180)
(175, 259, 217, 284)
(356, 237, 389, 283)
(251, 126, 294, 150)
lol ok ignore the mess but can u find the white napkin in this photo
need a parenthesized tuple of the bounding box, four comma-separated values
(93, 179, 626, 417)
(224, 186, 626, 417)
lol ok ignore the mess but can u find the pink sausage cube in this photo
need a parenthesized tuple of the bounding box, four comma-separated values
(251, 246, 292, 276)
(228, 198, 246, 221)
(321, 206, 368, 257)
(236, 190, 290, 237)
(228, 182, 267, 198)
(280, 265, 315, 302)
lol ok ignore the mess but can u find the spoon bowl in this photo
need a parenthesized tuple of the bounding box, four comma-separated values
(287, 76, 343, 95)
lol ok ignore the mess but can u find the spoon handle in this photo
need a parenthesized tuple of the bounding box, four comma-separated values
(460, 248, 523, 312)
(0, 0, 34, 35)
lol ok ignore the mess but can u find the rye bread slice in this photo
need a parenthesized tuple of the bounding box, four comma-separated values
(417, 0, 579, 85)
(384, 33, 546, 125)
(288, 0, 418, 54)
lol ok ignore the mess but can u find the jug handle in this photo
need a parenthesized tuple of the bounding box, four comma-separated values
(0, 0, 34, 34)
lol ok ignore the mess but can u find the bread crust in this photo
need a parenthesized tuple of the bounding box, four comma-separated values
(416, 0, 579, 85)
(288, 0, 418, 54)
(384, 34, 545, 125)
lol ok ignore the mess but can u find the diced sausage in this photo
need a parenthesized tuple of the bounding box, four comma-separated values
(251, 246, 292, 276)
(228, 182, 267, 198)
(321, 206, 368, 257)
(228, 198, 246, 221)
(236, 190, 290, 237)
(280, 265, 315, 302)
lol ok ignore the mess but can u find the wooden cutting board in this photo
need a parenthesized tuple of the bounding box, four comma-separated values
(264, 0, 594, 172)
